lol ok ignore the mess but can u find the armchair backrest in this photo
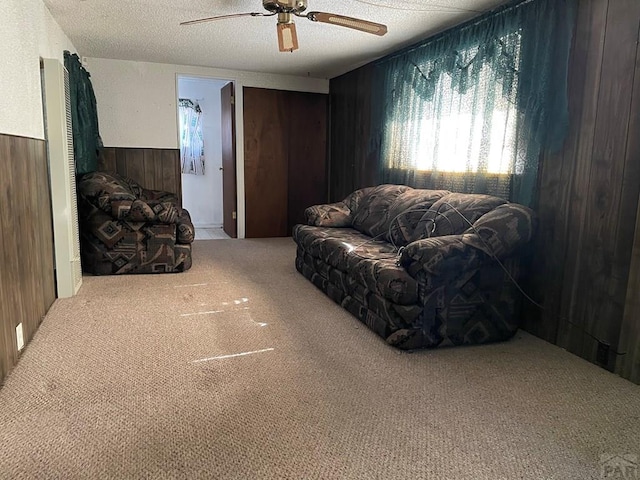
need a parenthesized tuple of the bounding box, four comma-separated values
(77, 171, 139, 211)
(77, 171, 181, 224)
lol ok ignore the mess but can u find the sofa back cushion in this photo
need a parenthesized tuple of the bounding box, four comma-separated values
(411, 193, 507, 241)
(387, 189, 451, 246)
(351, 184, 413, 238)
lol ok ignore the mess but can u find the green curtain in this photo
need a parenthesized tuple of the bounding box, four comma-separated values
(373, 0, 576, 206)
(64, 51, 103, 175)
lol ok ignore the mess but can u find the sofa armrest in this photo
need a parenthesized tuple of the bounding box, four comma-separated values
(304, 187, 376, 227)
(401, 203, 535, 276)
(304, 201, 353, 227)
(400, 235, 491, 278)
(110, 199, 181, 224)
(460, 203, 536, 257)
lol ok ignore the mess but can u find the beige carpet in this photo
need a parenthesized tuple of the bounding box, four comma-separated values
(1, 238, 638, 480)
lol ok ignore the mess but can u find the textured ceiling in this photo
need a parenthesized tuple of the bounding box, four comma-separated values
(43, 0, 509, 79)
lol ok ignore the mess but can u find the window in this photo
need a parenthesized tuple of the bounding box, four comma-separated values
(376, 0, 575, 206)
(385, 34, 523, 178)
(179, 98, 205, 175)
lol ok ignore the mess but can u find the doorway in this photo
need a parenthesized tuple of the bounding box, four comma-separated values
(177, 75, 235, 239)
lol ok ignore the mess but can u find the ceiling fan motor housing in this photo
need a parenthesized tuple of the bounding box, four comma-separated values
(262, 0, 307, 14)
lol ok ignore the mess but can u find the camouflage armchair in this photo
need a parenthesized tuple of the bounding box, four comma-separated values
(77, 171, 194, 275)
(293, 185, 536, 350)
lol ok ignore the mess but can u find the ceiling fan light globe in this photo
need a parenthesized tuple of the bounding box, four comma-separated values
(277, 22, 299, 52)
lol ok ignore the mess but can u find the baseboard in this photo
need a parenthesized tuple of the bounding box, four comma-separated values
(194, 224, 223, 229)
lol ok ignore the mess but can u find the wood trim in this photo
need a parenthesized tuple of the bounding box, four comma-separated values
(0, 133, 56, 385)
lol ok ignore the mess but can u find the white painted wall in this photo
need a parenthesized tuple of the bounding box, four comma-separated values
(87, 57, 329, 149)
(87, 57, 330, 238)
(0, 0, 76, 138)
(178, 77, 228, 228)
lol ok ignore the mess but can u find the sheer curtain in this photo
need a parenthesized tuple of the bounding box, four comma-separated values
(179, 99, 205, 175)
(375, 0, 576, 206)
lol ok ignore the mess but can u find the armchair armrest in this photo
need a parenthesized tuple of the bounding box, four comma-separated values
(140, 188, 179, 205)
(110, 199, 181, 224)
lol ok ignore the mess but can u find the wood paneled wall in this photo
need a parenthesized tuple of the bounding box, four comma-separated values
(327, 0, 640, 383)
(287, 91, 329, 231)
(98, 147, 182, 204)
(0, 134, 56, 385)
(523, 0, 640, 380)
(329, 63, 379, 202)
(243, 87, 328, 238)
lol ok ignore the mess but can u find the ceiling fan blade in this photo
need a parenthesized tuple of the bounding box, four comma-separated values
(180, 12, 273, 26)
(305, 11, 387, 36)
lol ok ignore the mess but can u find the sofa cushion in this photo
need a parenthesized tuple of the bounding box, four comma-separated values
(351, 184, 413, 238)
(386, 189, 451, 247)
(412, 193, 507, 241)
(293, 224, 418, 305)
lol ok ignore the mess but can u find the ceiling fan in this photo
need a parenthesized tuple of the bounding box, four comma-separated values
(180, 0, 388, 52)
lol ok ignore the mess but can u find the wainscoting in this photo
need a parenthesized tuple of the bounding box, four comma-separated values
(327, 0, 640, 383)
(0, 134, 56, 385)
(98, 147, 182, 204)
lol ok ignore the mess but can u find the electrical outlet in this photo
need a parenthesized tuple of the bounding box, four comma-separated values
(16, 323, 24, 351)
(596, 341, 610, 366)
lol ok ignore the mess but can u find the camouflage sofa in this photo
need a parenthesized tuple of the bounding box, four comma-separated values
(77, 171, 194, 275)
(293, 184, 536, 350)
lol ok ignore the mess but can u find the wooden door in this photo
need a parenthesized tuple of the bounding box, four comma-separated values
(243, 87, 289, 238)
(243, 87, 328, 238)
(221, 82, 237, 238)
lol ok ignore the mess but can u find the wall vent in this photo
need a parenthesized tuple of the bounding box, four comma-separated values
(41, 58, 82, 298)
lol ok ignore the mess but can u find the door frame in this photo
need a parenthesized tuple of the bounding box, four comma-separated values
(175, 73, 246, 238)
